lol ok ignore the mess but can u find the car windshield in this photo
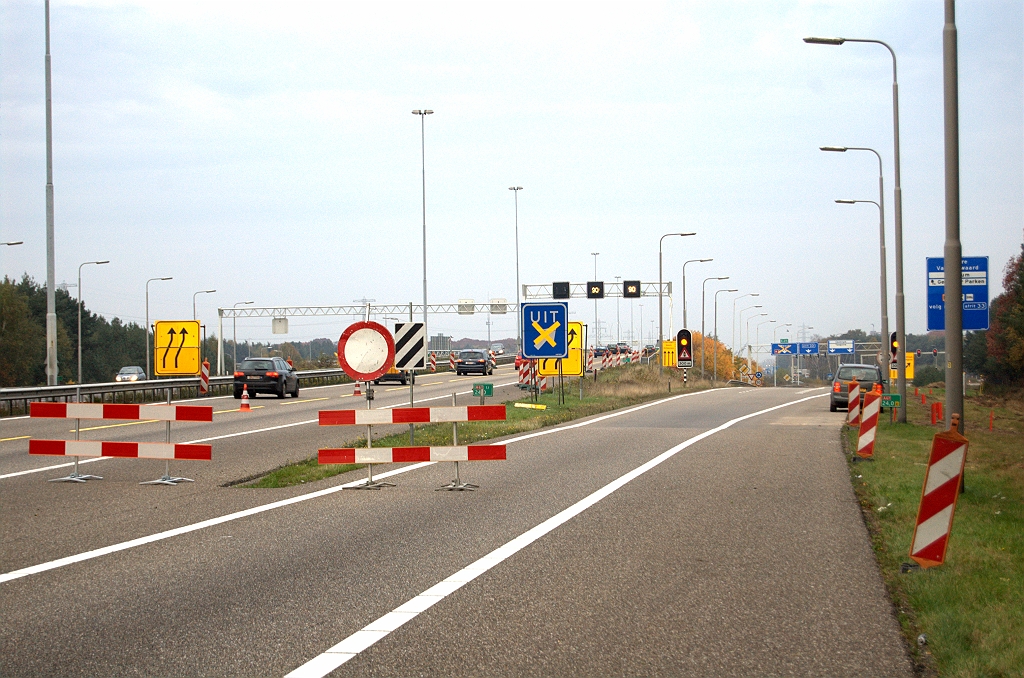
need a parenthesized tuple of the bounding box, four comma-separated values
(118, 367, 138, 374)
(240, 360, 274, 370)
(461, 351, 484, 360)
(837, 367, 880, 382)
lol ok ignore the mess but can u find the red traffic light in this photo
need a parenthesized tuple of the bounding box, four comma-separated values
(932, 348, 938, 357)
(916, 349, 921, 357)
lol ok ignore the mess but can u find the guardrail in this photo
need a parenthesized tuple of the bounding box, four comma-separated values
(0, 354, 517, 417)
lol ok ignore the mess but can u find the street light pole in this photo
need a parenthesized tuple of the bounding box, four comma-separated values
(732, 293, 758, 351)
(757, 319, 775, 382)
(77, 260, 109, 385)
(942, 0, 964, 432)
(747, 312, 767, 373)
(413, 109, 434, 359)
(805, 35, 906, 420)
(145, 276, 172, 379)
(834, 196, 888, 372)
(713, 288, 738, 382)
(591, 252, 599, 345)
(701, 276, 728, 377)
(232, 301, 254, 370)
(44, 0, 58, 385)
(193, 289, 216, 321)
(681, 258, 711, 331)
(614, 276, 621, 344)
(738, 304, 762, 349)
(509, 186, 523, 353)
(773, 323, 793, 386)
(658, 233, 696, 370)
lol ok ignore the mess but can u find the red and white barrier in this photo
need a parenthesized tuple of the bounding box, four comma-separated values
(319, 445, 506, 464)
(586, 350, 594, 372)
(31, 402, 214, 422)
(320, 405, 506, 426)
(199, 360, 210, 395)
(539, 375, 548, 392)
(909, 415, 969, 569)
(30, 440, 212, 460)
(856, 391, 880, 459)
(430, 352, 437, 372)
(846, 381, 861, 426)
(449, 352, 456, 372)
(518, 361, 530, 386)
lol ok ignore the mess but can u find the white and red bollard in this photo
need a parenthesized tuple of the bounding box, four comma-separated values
(586, 349, 594, 372)
(908, 414, 969, 569)
(847, 380, 861, 426)
(449, 352, 456, 372)
(518, 361, 530, 388)
(856, 391, 880, 459)
(430, 352, 437, 372)
(199, 359, 210, 395)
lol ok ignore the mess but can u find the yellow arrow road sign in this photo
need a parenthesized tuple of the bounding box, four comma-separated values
(538, 321, 585, 377)
(154, 320, 201, 376)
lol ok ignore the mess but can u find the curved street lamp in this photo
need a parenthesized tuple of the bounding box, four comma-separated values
(509, 186, 523, 352)
(146, 276, 172, 379)
(77, 260, 109, 386)
(732, 293, 758, 351)
(713, 288, 739, 382)
(658, 232, 696, 369)
(701, 276, 728, 376)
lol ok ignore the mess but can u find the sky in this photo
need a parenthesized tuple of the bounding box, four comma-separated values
(1, 0, 1021, 354)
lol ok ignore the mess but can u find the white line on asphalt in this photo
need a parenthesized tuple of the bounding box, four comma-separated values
(0, 383, 722, 582)
(0, 382, 520, 480)
(285, 390, 830, 677)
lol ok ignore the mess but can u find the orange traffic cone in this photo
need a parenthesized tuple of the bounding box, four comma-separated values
(353, 381, 362, 397)
(240, 384, 251, 412)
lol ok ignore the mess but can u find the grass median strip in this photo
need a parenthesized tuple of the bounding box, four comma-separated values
(241, 364, 711, 489)
(847, 389, 1023, 676)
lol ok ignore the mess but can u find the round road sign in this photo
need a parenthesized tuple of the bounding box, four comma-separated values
(337, 321, 395, 382)
(756, 378, 763, 386)
(755, 371, 763, 379)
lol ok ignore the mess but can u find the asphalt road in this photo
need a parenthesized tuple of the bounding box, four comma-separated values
(0, 383, 912, 677)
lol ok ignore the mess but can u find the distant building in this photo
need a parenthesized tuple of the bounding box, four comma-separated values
(429, 333, 452, 353)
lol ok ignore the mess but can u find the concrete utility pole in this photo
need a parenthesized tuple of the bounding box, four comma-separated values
(942, 0, 964, 432)
(509, 186, 523, 353)
(44, 0, 58, 385)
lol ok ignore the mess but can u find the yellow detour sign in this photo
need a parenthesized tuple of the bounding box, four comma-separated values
(154, 320, 201, 376)
(538, 321, 585, 377)
(891, 352, 915, 381)
(661, 340, 676, 368)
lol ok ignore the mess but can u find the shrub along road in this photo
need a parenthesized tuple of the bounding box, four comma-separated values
(0, 385, 912, 676)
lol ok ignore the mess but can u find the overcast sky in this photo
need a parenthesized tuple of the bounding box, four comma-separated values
(1, 0, 1021, 351)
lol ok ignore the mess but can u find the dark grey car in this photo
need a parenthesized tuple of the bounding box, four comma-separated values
(234, 357, 299, 398)
(830, 364, 885, 412)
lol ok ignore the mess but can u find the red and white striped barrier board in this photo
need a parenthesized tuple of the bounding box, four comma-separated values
(518, 361, 529, 386)
(846, 381, 861, 426)
(856, 391, 880, 459)
(31, 402, 214, 422)
(539, 375, 548, 392)
(616, 352, 623, 367)
(909, 416, 969, 569)
(320, 405, 506, 426)
(586, 350, 594, 372)
(449, 352, 456, 371)
(30, 439, 212, 460)
(429, 352, 437, 372)
(319, 445, 506, 465)
(199, 360, 210, 395)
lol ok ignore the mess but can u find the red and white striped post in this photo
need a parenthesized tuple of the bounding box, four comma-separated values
(429, 352, 437, 372)
(518, 361, 529, 388)
(199, 359, 211, 396)
(908, 414, 969, 569)
(846, 380, 861, 426)
(856, 391, 880, 460)
(586, 349, 594, 373)
(449, 352, 456, 372)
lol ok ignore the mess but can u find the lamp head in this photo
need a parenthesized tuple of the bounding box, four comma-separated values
(804, 37, 846, 45)
(701, 258, 713, 262)
(718, 276, 729, 280)
(835, 199, 857, 204)
(96, 260, 110, 265)
(820, 146, 848, 152)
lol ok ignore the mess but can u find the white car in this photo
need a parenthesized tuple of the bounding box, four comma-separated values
(489, 343, 505, 356)
(115, 366, 147, 382)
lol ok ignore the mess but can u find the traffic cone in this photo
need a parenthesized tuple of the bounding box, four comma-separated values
(240, 384, 251, 412)
(353, 381, 362, 397)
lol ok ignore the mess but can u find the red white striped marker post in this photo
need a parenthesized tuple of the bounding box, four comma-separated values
(856, 391, 880, 460)
(586, 349, 594, 372)
(846, 380, 861, 426)
(429, 352, 437, 372)
(449, 352, 456, 372)
(908, 414, 969, 569)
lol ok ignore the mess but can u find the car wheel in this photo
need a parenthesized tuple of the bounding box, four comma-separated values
(829, 400, 837, 412)
(292, 381, 300, 398)
(277, 381, 287, 398)
(234, 389, 242, 399)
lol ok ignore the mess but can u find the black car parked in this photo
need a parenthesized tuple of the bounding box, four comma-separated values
(234, 357, 299, 398)
(455, 349, 495, 375)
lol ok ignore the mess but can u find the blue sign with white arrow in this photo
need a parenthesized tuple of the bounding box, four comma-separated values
(927, 256, 989, 331)
(521, 302, 569, 359)
(827, 340, 855, 355)
(798, 342, 819, 355)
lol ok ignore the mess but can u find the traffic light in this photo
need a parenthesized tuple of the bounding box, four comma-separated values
(587, 281, 604, 299)
(890, 332, 898, 362)
(916, 348, 921, 358)
(932, 348, 938, 357)
(676, 329, 693, 368)
(552, 282, 571, 299)
(623, 280, 641, 298)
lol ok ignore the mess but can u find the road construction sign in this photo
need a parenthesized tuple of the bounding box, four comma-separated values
(154, 320, 201, 376)
(661, 340, 676, 369)
(521, 302, 569, 359)
(538, 321, 585, 377)
(890, 352, 915, 381)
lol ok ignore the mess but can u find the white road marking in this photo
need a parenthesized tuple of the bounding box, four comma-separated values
(285, 391, 830, 677)
(0, 383, 711, 582)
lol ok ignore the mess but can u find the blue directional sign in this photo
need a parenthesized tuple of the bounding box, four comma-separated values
(798, 342, 819, 355)
(772, 343, 795, 355)
(927, 257, 989, 331)
(521, 302, 569, 359)
(827, 340, 855, 355)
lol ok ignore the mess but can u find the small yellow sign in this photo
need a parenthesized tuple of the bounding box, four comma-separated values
(890, 352, 915, 381)
(538, 321, 586, 377)
(154, 320, 201, 376)
(661, 340, 676, 369)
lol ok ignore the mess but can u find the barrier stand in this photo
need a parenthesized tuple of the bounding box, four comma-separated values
(349, 382, 393, 491)
(141, 389, 194, 485)
(49, 385, 103, 483)
(854, 390, 880, 461)
(438, 392, 477, 491)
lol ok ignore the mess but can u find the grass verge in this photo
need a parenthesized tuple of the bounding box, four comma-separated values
(241, 363, 712, 488)
(846, 389, 1023, 676)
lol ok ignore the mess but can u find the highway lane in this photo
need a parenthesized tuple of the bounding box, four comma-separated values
(0, 386, 911, 676)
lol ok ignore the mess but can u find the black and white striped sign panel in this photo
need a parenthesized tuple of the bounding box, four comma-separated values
(393, 322, 426, 370)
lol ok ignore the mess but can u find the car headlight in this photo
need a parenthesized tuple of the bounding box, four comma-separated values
(130, 375, 138, 381)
